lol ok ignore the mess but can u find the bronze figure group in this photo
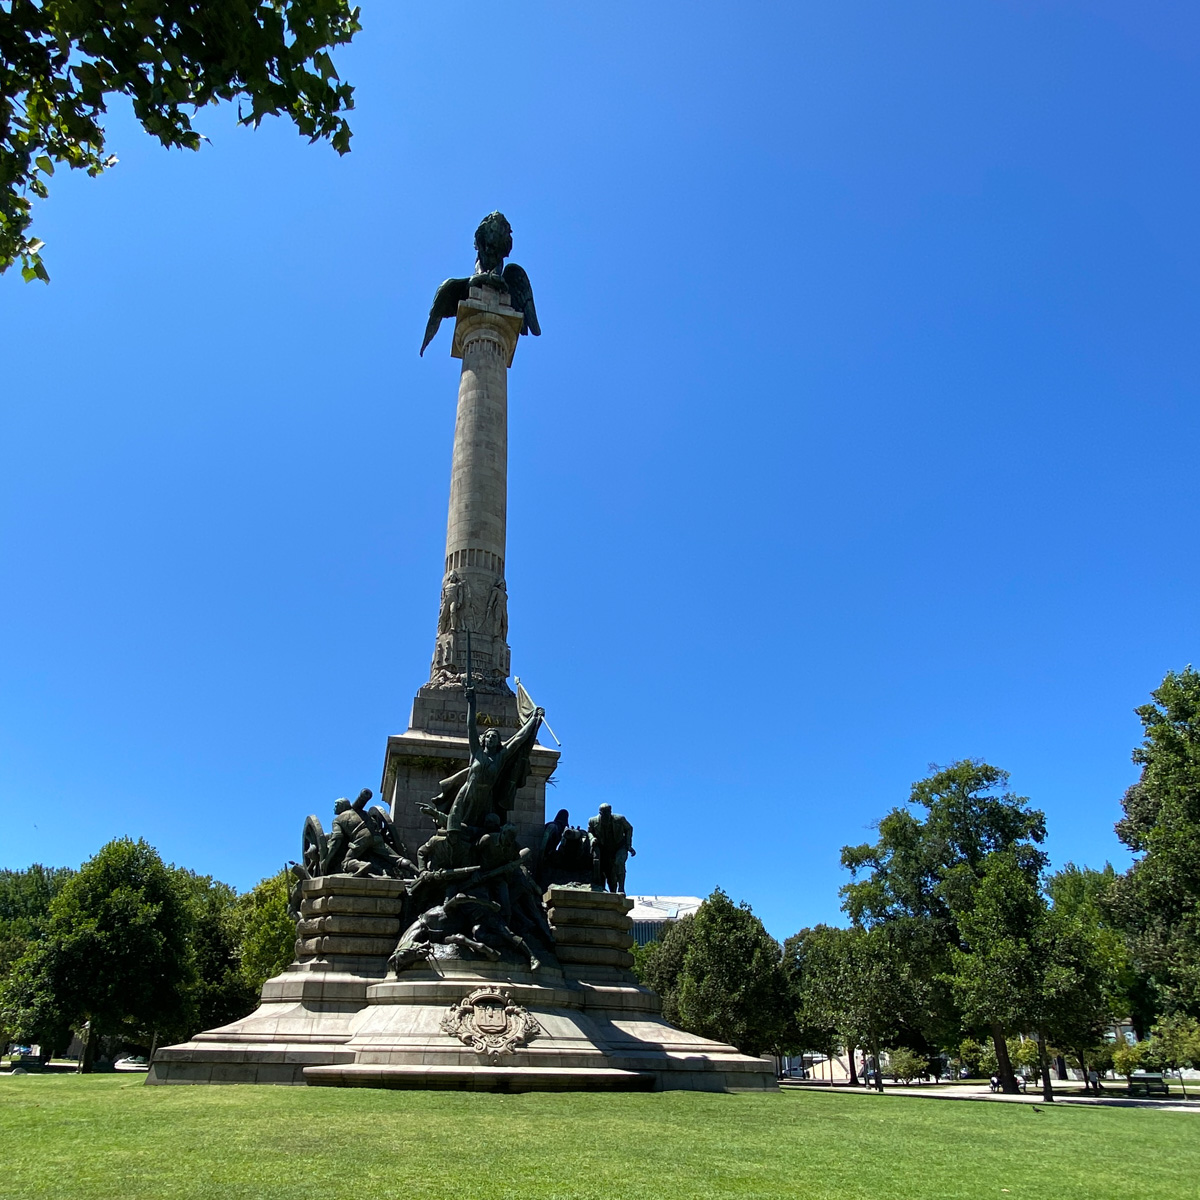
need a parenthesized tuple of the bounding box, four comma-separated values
(292, 686, 634, 975)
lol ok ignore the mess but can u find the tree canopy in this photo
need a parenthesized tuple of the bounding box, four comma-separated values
(174, 870, 258, 1034)
(947, 850, 1113, 1101)
(0, 843, 293, 1063)
(641, 889, 793, 1057)
(787, 922, 918, 1090)
(839, 760, 1050, 1088)
(1, 0, 361, 280)
(1, 838, 195, 1064)
(237, 868, 295, 993)
(842, 759, 1047, 929)
(0, 863, 74, 1047)
(1111, 667, 1200, 1017)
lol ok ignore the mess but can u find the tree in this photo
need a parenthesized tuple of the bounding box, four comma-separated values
(639, 912, 694, 1029)
(947, 851, 1047, 1094)
(945, 850, 1114, 1103)
(630, 937, 660, 987)
(887, 1046, 926, 1085)
(0, 864, 73, 1048)
(1010, 1036, 1042, 1083)
(0, 839, 194, 1069)
(1039, 904, 1117, 1091)
(175, 871, 257, 1037)
(787, 922, 915, 1091)
(955, 1037, 985, 1078)
(645, 889, 793, 1057)
(2, 1, 362, 280)
(1110, 668, 1200, 1019)
(237, 869, 295, 994)
(841, 760, 1048, 1086)
(1146, 1013, 1200, 1098)
(1048, 863, 1152, 1037)
(1112, 1039, 1145, 1083)
(785, 925, 847, 1084)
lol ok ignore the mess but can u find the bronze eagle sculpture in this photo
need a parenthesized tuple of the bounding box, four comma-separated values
(419, 212, 541, 356)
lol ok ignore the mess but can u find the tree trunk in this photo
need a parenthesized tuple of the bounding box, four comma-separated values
(847, 1046, 859, 1086)
(870, 1037, 884, 1092)
(990, 1023, 1018, 1093)
(1036, 1028, 1054, 1103)
(1076, 1050, 1089, 1093)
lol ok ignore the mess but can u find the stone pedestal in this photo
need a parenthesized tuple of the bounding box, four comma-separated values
(149, 880, 776, 1092)
(548, 887, 637, 978)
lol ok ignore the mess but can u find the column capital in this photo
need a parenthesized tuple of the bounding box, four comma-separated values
(451, 286, 524, 367)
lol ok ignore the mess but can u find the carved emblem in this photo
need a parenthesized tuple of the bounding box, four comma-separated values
(440, 987, 541, 1060)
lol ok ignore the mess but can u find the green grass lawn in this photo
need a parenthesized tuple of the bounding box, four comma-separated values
(1, 1075, 1196, 1200)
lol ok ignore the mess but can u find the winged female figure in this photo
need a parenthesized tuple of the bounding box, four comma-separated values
(419, 684, 544, 833)
(420, 212, 541, 356)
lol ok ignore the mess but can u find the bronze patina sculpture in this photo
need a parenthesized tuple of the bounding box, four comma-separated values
(536, 808, 596, 887)
(588, 803, 635, 893)
(421, 684, 543, 833)
(419, 212, 541, 356)
(383, 677, 562, 973)
(295, 789, 414, 882)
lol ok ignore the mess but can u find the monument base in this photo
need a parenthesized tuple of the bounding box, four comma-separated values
(148, 880, 776, 1093)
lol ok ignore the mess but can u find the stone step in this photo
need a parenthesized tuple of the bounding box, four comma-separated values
(549, 924, 633, 951)
(301, 876, 409, 899)
(546, 905, 633, 930)
(303, 1064, 655, 1092)
(555, 944, 635, 969)
(544, 887, 632, 913)
(296, 915, 401, 938)
(297, 935, 396, 958)
(306, 894, 407, 916)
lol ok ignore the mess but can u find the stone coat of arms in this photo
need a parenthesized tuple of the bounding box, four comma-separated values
(440, 987, 541, 1060)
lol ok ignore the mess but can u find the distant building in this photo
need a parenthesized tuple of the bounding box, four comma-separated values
(627, 896, 703, 946)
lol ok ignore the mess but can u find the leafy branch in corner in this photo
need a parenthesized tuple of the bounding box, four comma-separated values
(0, 0, 362, 281)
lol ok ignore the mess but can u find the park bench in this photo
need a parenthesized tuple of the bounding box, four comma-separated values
(988, 1076, 1029, 1093)
(1127, 1073, 1169, 1097)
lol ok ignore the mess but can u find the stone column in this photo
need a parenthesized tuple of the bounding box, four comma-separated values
(384, 282, 557, 858)
(428, 284, 523, 694)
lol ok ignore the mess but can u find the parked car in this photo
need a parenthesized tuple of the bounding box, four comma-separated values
(114, 1056, 149, 1072)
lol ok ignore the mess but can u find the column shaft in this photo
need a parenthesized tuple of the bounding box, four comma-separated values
(428, 287, 523, 690)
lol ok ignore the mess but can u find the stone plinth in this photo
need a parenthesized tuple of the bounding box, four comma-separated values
(149, 882, 776, 1092)
(291, 875, 408, 968)
(547, 887, 637, 978)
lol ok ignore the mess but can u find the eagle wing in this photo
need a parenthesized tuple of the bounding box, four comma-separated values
(420, 276, 471, 356)
(502, 262, 541, 337)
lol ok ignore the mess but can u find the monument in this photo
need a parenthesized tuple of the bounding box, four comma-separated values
(147, 215, 775, 1091)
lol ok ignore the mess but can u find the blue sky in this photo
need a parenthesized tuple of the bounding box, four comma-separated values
(2, 2, 1198, 939)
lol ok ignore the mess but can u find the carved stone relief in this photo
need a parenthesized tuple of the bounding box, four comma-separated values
(440, 987, 541, 1061)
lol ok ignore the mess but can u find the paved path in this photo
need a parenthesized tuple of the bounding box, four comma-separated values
(780, 1079, 1200, 1113)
